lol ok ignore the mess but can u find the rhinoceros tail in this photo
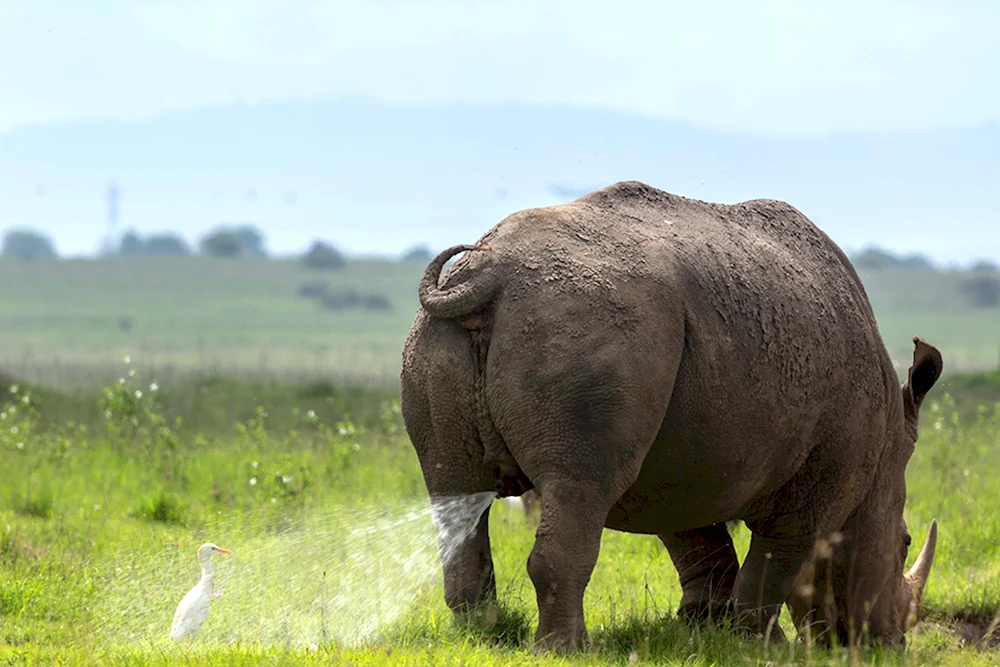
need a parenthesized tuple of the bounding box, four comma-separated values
(418, 243, 499, 320)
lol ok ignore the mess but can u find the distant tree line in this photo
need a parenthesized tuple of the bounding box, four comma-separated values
(118, 230, 191, 256)
(850, 245, 999, 308)
(959, 270, 1000, 308)
(0, 225, 433, 264)
(10, 225, 992, 307)
(1, 228, 58, 259)
(116, 224, 267, 258)
(3, 225, 998, 313)
(850, 246, 938, 272)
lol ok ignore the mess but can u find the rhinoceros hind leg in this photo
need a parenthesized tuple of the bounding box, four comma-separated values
(660, 523, 740, 625)
(526, 479, 614, 654)
(438, 499, 498, 614)
(731, 531, 815, 645)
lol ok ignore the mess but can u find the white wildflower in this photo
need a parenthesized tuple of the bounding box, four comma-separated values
(135, 389, 143, 399)
(149, 382, 159, 392)
(9, 384, 17, 394)
(251, 460, 258, 469)
(105, 410, 112, 419)
(124, 355, 131, 364)
(128, 369, 136, 378)
(282, 475, 293, 484)
(10, 426, 18, 434)
(15, 442, 24, 450)
(21, 395, 29, 405)
(270, 497, 277, 504)
(249, 477, 257, 486)
(307, 410, 316, 419)
(118, 377, 125, 384)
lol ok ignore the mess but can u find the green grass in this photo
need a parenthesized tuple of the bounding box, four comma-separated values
(1, 371, 999, 665)
(859, 269, 1000, 374)
(0, 256, 427, 388)
(0, 255, 997, 664)
(0, 258, 998, 390)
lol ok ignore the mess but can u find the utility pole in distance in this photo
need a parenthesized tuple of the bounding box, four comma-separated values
(102, 181, 121, 256)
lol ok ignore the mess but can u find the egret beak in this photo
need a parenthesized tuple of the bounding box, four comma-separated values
(215, 547, 233, 554)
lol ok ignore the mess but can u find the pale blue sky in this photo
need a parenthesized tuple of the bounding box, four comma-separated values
(1, 0, 998, 262)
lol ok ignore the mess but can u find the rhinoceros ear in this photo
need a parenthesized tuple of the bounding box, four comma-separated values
(903, 336, 943, 423)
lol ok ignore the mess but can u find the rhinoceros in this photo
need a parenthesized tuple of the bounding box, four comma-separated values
(400, 181, 942, 652)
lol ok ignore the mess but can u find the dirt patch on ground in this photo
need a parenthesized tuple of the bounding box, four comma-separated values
(920, 609, 1000, 648)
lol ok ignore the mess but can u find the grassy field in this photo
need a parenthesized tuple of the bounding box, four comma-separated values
(1, 256, 998, 664)
(858, 269, 1000, 375)
(0, 257, 427, 388)
(1, 364, 999, 666)
(1, 257, 998, 388)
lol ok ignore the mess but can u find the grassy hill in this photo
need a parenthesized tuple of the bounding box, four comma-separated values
(0, 257, 427, 387)
(0, 257, 997, 388)
(857, 268, 1000, 375)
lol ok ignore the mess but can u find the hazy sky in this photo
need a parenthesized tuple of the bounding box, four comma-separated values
(1, 1, 998, 261)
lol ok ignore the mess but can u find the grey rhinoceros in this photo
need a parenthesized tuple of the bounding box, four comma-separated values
(400, 181, 942, 652)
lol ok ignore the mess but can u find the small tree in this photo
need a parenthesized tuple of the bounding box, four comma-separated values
(297, 280, 328, 299)
(852, 246, 935, 272)
(969, 259, 999, 273)
(198, 224, 266, 258)
(960, 274, 1000, 308)
(401, 244, 432, 263)
(897, 253, 935, 271)
(232, 225, 267, 257)
(361, 293, 392, 311)
(301, 241, 346, 271)
(119, 229, 146, 255)
(145, 233, 191, 256)
(2, 228, 57, 259)
(199, 230, 243, 258)
(320, 288, 360, 310)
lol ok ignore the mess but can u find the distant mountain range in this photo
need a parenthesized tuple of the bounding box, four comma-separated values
(1, 98, 998, 265)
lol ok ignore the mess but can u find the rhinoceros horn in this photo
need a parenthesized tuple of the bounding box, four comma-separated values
(904, 519, 938, 605)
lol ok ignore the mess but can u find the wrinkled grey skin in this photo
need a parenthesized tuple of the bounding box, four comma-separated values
(400, 181, 942, 653)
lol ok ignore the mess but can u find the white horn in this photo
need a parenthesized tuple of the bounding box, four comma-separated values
(904, 519, 938, 605)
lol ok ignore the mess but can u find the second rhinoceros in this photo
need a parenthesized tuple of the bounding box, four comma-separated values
(400, 181, 942, 652)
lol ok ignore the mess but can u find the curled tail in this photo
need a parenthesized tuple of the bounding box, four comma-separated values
(420, 244, 525, 495)
(418, 244, 499, 320)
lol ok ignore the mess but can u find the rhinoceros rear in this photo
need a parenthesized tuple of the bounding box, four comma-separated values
(402, 180, 942, 652)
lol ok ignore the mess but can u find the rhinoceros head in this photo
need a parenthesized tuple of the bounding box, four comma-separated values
(788, 336, 943, 646)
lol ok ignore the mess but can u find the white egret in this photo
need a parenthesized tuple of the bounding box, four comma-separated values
(169, 542, 233, 641)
